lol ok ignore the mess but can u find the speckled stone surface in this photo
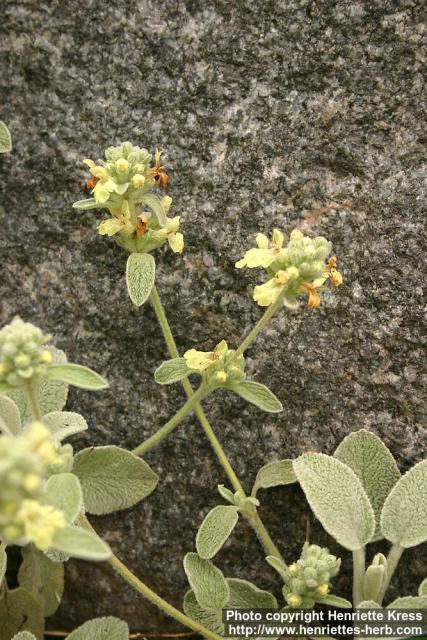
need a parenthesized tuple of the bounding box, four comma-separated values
(1, 0, 426, 633)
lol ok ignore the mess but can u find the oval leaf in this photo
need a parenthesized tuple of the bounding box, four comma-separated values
(51, 526, 111, 561)
(0, 395, 22, 435)
(18, 544, 64, 616)
(0, 587, 43, 639)
(196, 505, 239, 559)
(12, 633, 38, 640)
(155, 358, 191, 385)
(43, 411, 88, 441)
(293, 453, 375, 550)
(229, 381, 282, 413)
(184, 552, 229, 609)
(227, 578, 278, 609)
(335, 429, 400, 541)
(126, 252, 156, 307)
(419, 578, 427, 598)
(387, 596, 427, 609)
(67, 617, 129, 640)
(380, 459, 427, 548)
(73, 446, 158, 515)
(45, 473, 83, 523)
(46, 364, 108, 390)
(0, 121, 12, 153)
(320, 594, 352, 608)
(252, 459, 296, 497)
(72, 198, 101, 210)
(183, 590, 224, 636)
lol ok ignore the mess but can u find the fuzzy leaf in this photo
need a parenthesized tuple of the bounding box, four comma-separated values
(140, 193, 167, 226)
(6, 346, 69, 423)
(46, 364, 108, 390)
(335, 429, 400, 540)
(42, 410, 88, 441)
(183, 553, 229, 609)
(196, 505, 239, 559)
(154, 358, 191, 385)
(266, 555, 287, 580)
(0, 395, 22, 435)
(320, 594, 352, 608)
(217, 485, 235, 504)
(228, 380, 283, 413)
(387, 596, 427, 608)
(252, 459, 296, 497)
(227, 578, 278, 608)
(12, 633, 38, 640)
(183, 590, 224, 636)
(419, 578, 427, 598)
(293, 453, 375, 550)
(126, 252, 156, 307)
(73, 446, 158, 515)
(363, 564, 386, 603)
(0, 587, 43, 639)
(67, 617, 129, 640)
(380, 460, 427, 548)
(18, 544, 64, 616)
(45, 473, 83, 523)
(0, 121, 12, 153)
(72, 198, 101, 210)
(357, 600, 381, 608)
(0, 542, 6, 584)
(51, 526, 111, 561)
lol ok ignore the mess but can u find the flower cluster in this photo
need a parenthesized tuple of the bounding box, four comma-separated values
(236, 229, 343, 309)
(0, 317, 52, 388)
(78, 142, 184, 255)
(282, 543, 341, 608)
(184, 340, 245, 387)
(0, 422, 66, 549)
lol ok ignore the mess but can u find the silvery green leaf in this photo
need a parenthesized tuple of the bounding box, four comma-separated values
(357, 600, 381, 608)
(228, 380, 283, 413)
(154, 358, 191, 385)
(12, 633, 38, 640)
(126, 252, 156, 307)
(72, 198, 101, 210)
(363, 564, 386, 602)
(18, 544, 64, 616)
(293, 453, 375, 550)
(387, 596, 427, 608)
(0, 542, 6, 583)
(217, 485, 236, 504)
(196, 505, 239, 559)
(42, 411, 88, 441)
(140, 193, 167, 226)
(183, 589, 224, 636)
(0, 395, 22, 435)
(183, 552, 230, 609)
(51, 525, 111, 561)
(227, 578, 278, 609)
(0, 121, 12, 153)
(46, 364, 108, 390)
(0, 587, 43, 638)
(335, 429, 400, 541)
(419, 578, 427, 597)
(73, 446, 158, 515)
(266, 555, 287, 580)
(45, 473, 83, 523)
(380, 460, 427, 548)
(252, 459, 296, 497)
(320, 594, 352, 608)
(67, 617, 129, 640)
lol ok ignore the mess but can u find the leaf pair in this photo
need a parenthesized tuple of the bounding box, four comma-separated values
(293, 430, 427, 551)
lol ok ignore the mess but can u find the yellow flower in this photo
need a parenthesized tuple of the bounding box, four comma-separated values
(316, 583, 329, 598)
(98, 218, 126, 237)
(165, 217, 184, 253)
(115, 158, 129, 172)
(253, 267, 299, 307)
(287, 594, 302, 607)
(330, 270, 343, 287)
(131, 173, 146, 187)
(184, 340, 228, 371)
(19, 500, 66, 550)
(27, 422, 58, 465)
(235, 229, 284, 269)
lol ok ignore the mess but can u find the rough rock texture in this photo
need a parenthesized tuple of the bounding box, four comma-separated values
(1, 0, 426, 634)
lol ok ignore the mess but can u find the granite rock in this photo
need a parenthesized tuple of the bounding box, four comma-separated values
(0, 0, 426, 634)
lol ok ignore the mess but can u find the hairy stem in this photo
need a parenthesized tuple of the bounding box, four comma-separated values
(132, 384, 208, 456)
(352, 547, 366, 606)
(80, 516, 222, 640)
(149, 285, 284, 561)
(377, 543, 404, 605)
(25, 382, 43, 421)
(233, 290, 287, 359)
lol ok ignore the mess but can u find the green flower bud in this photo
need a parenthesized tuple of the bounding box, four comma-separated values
(0, 318, 52, 388)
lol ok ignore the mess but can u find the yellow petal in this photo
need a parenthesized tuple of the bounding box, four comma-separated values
(93, 182, 112, 203)
(214, 340, 228, 358)
(98, 218, 124, 236)
(90, 166, 108, 180)
(161, 195, 173, 214)
(272, 228, 284, 248)
(83, 158, 95, 168)
(242, 247, 277, 268)
(184, 348, 214, 371)
(253, 278, 282, 307)
(255, 233, 269, 249)
(168, 232, 184, 253)
(290, 229, 303, 240)
(166, 216, 180, 233)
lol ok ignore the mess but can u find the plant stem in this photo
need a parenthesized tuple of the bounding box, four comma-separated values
(132, 385, 208, 456)
(233, 291, 287, 359)
(80, 515, 222, 640)
(352, 547, 366, 606)
(149, 285, 284, 561)
(377, 543, 404, 605)
(25, 382, 43, 421)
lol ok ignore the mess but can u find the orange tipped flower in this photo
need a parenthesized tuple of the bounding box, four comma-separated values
(146, 149, 169, 189)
